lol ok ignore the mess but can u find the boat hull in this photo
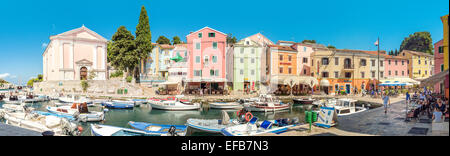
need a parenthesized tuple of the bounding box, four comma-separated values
(209, 102, 243, 109)
(293, 99, 314, 105)
(245, 104, 291, 112)
(149, 102, 200, 111)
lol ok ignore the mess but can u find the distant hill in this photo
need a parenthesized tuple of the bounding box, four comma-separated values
(0, 79, 9, 84)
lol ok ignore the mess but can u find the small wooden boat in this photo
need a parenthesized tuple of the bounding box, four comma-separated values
(102, 101, 134, 109)
(209, 102, 243, 109)
(221, 117, 297, 136)
(293, 98, 315, 105)
(128, 121, 187, 136)
(90, 124, 161, 136)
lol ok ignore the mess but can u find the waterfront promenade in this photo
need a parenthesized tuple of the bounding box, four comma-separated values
(0, 122, 42, 136)
(261, 99, 449, 136)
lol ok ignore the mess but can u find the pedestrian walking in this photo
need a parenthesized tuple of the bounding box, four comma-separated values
(382, 93, 390, 114)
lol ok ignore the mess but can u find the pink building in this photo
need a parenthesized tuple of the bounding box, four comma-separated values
(42, 25, 108, 81)
(384, 55, 409, 78)
(434, 39, 445, 94)
(185, 27, 227, 94)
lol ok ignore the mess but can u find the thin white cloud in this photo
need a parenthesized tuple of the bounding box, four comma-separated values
(0, 73, 11, 79)
(42, 42, 48, 48)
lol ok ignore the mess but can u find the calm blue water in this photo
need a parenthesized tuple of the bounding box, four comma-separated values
(0, 100, 308, 136)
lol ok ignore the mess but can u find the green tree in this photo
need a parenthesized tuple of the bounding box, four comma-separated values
(135, 6, 153, 82)
(302, 40, 316, 44)
(226, 33, 237, 44)
(327, 45, 336, 49)
(81, 80, 89, 93)
(400, 32, 433, 54)
(109, 26, 139, 77)
(156, 36, 171, 45)
(394, 49, 399, 56)
(172, 36, 182, 45)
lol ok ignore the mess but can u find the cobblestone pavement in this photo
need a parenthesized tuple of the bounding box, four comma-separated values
(336, 100, 449, 136)
(0, 123, 42, 136)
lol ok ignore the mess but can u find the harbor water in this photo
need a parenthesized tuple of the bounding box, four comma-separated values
(0, 100, 313, 136)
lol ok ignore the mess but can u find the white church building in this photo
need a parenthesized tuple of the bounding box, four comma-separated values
(42, 25, 108, 81)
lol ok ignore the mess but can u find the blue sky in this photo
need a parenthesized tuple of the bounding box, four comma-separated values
(0, 0, 448, 85)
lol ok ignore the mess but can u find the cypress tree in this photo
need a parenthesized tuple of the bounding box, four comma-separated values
(135, 6, 152, 81)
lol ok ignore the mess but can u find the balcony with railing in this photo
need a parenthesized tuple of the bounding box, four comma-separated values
(343, 64, 355, 70)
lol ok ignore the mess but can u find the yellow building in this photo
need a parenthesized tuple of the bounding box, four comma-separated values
(311, 49, 385, 95)
(442, 15, 449, 70)
(398, 50, 434, 80)
(441, 14, 449, 99)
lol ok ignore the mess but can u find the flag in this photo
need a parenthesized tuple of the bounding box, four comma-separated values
(374, 39, 379, 46)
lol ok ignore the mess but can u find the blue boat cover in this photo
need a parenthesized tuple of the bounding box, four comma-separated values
(33, 111, 75, 121)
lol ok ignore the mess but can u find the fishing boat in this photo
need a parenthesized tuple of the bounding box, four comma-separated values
(101, 101, 134, 109)
(58, 94, 92, 104)
(187, 111, 239, 133)
(112, 100, 141, 107)
(46, 103, 105, 122)
(3, 95, 21, 104)
(149, 95, 200, 111)
(245, 95, 290, 112)
(209, 101, 243, 109)
(221, 117, 298, 136)
(293, 98, 315, 105)
(129, 99, 147, 105)
(90, 124, 163, 136)
(128, 121, 187, 136)
(0, 109, 82, 136)
(333, 99, 367, 116)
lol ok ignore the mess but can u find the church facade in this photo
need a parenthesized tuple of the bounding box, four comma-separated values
(42, 26, 108, 81)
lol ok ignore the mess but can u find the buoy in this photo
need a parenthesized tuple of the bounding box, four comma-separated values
(77, 126, 84, 132)
(245, 112, 253, 122)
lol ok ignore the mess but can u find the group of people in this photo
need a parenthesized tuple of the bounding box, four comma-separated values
(406, 90, 448, 123)
(381, 89, 449, 123)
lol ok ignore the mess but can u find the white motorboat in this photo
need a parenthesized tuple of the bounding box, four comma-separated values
(149, 95, 200, 111)
(187, 110, 238, 133)
(58, 94, 92, 104)
(209, 101, 243, 109)
(112, 100, 141, 107)
(333, 99, 367, 116)
(3, 95, 22, 104)
(0, 109, 82, 136)
(244, 95, 290, 112)
(46, 103, 105, 122)
(90, 124, 163, 136)
(221, 117, 297, 136)
(1, 103, 34, 112)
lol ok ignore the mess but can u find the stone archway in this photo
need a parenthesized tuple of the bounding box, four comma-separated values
(80, 67, 88, 80)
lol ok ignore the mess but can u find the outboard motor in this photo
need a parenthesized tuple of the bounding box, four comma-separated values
(168, 126, 177, 136)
